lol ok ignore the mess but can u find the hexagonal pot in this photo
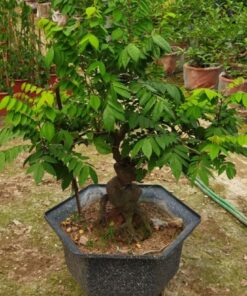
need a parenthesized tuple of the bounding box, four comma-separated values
(45, 184, 200, 296)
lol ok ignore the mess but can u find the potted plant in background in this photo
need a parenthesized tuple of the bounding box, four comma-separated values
(1, 0, 247, 295)
(218, 3, 247, 95)
(184, 46, 223, 90)
(157, 45, 184, 76)
(219, 64, 247, 96)
(0, 0, 15, 115)
(183, 1, 246, 90)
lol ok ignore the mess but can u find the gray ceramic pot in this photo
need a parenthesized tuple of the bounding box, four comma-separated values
(45, 185, 200, 296)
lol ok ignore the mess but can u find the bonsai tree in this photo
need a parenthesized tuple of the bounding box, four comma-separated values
(1, 0, 247, 242)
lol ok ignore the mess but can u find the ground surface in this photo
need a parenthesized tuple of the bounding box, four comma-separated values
(0, 138, 247, 296)
(1, 72, 247, 295)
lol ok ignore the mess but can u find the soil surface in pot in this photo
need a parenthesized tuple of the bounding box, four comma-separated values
(61, 200, 183, 256)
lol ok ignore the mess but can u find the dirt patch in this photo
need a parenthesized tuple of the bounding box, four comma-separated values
(0, 220, 63, 284)
(61, 200, 183, 256)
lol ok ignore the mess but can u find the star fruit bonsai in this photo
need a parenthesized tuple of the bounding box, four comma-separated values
(1, 0, 247, 242)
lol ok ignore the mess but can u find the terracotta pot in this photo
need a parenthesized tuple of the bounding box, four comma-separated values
(37, 2, 51, 18)
(183, 63, 222, 90)
(13, 79, 28, 94)
(157, 47, 184, 75)
(218, 73, 247, 96)
(48, 73, 58, 88)
(0, 92, 8, 116)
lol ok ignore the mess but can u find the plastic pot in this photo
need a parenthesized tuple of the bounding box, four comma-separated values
(183, 63, 222, 90)
(218, 72, 247, 96)
(13, 79, 28, 94)
(157, 47, 184, 75)
(0, 92, 8, 116)
(45, 184, 200, 296)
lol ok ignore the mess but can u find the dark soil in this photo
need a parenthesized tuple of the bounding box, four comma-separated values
(61, 200, 183, 256)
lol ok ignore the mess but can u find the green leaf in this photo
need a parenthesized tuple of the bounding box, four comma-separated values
(0, 96, 10, 110)
(73, 162, 83, 177)
(142, 139, 152, 159)
(68, 158, 78, 172)
(119, 48, 130, 69)
(61, 130, 74, 149)
(45, 108, 56, 122)
(40, 122, 55, 142)
(79, 166, 89, 185)
(112, 28, 124, 41)
(170, 154, 182, 180)
(143, 96, 155, 114)
(103, 107, 115, 131)
(242, 94, 247, 108)
(27, 163, 44, 184)
(89, 167, 98, 183)
(202, 144, 220, 160)
(89, 95, 101, 111)
(152, 34, 171, 52)
(150, 137, 161, 156)
(88, 33, 99, 50)
(43, 162, 57, 176)
(94, 136, 111, 154)
(45, 47, 54, 68)
(6, 98, 17, 110)
(61, 174, 72, 190)
(204, 89, 219, 100)
(112, 83, 131, 99)
(152, 100, 164, 121)
(127, 43, 141, 62)
(86, 6, 96, 17)
(131, 139, 144, 157)
(165, 84, 181, 104)
(226, 163, 236, 179)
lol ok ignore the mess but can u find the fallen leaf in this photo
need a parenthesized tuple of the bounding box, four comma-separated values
(241, 279, 247, 287)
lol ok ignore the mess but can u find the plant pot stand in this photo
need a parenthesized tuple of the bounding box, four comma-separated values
(45, 184, 200, 296)
(183, 63, 222, 90)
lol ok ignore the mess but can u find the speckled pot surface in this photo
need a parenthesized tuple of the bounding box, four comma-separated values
(45, 185, 200, 296)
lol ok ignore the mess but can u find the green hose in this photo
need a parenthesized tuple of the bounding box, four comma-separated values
(195, 178, 247, 227)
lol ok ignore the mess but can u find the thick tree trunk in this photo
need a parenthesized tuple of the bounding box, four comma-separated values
(99, 162, 152, 242)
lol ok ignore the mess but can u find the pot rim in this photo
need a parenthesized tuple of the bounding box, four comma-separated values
(45, 184, 201, 260)
(166, 46, 183, 56)
(184, 63, 222, 71)
(219, 72, 247, 82)
(14, 79, 28, 82)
